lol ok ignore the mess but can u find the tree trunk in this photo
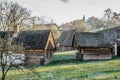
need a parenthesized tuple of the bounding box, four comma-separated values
(1, 67, 5, 80)
(1, 76, 5, 80)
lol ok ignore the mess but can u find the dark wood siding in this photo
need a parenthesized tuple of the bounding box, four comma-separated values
(76, 48, 112, 60)
(117, 46, 120, 56)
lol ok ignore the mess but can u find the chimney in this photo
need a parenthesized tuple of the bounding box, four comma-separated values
(14, 24, 20, 34)
(83, 15, 85, 21)
(13, 24, 20, 37)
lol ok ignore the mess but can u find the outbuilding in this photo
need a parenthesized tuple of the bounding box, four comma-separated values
(74, 32, 113, 60)
(15, 29, 56, 65)
(58, 30, 75, 51)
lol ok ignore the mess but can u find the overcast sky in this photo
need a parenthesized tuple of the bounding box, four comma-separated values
(13, 0, 120, 25)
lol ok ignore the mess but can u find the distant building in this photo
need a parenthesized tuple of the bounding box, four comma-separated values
(58, 30, 113, 60)
(98, 26, 120, 56)
(58, 30, 76, 51)
(32, 24, 60, 39)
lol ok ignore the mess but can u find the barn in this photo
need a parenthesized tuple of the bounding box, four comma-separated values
(15, 29, 56, 65)
(98, 26, 120, 56)
(74, 32, 113, 60)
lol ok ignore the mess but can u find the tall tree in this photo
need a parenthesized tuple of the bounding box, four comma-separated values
(87, 16, 104, 30)
(0, 1, 31, 80)
(112, 12, 120, 21)
(104, 8, 113, 20)
(0, 1, 31, 31)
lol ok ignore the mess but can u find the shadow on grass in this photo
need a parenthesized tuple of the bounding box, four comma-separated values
(34, 56, 120, 68)
(42, 59, 108, 67)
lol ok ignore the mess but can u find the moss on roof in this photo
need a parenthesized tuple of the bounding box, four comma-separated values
(0, 31, 14, 39)
(75, 32, 113, 48)
(98, 26, 120, 43)
(58, 30, 113, 48)
(16, 29, 51, 50)
(58, 30, 75, 46)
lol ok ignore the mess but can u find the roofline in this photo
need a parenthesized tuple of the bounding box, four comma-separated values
(98, 26, 120, 32)
(25, 50, 44, 52)
(45, 30, 51, 50)
(75, 46, 113, 49)
(60, 45, 73, 47)
(51, 31, 57, 49)
(45, 30, 56, 50)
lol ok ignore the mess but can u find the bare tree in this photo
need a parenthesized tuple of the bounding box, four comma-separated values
(0, 1, 31, 31)
(0, 36, 25, 80)
(104, 8, 113, 20)
(87, 16, 104, 30)
(60, 19, 87, 32)
(0, 1, 31, 80)
(103, 8, 119, 28)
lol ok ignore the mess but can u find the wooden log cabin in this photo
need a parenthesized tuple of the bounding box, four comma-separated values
(15, 29, 56, 65)
(74, 32, 113, 60)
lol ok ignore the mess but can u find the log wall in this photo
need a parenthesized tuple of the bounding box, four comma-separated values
(25, 51, 53, 66)
(76, 48, 112, 60)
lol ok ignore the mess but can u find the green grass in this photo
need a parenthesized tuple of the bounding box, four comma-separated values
(1, 51, 120, 80)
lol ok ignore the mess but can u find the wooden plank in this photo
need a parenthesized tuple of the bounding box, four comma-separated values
(45, 32, 56, 50)
(83, 54, 112, 60)
(25, 50, 44, 53)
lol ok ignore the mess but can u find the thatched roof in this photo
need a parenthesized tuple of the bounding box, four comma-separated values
(58, 30, 75, 47)
(0, 31, 14, 39)
(58, 29, 113, 48)
(98, 26, 120, 43)
(33, 23, 59, 30)
(15, 29, 51, 50)
(75, 32, 113, 48)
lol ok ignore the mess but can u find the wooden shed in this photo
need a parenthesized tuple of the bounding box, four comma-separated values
(98, 26, 120, 56)
(74, 32, 113, 60)
(58, 30, 76, 51)
(15, 29, 56, 65)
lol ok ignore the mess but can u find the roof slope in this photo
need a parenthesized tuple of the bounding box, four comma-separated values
(58, 30, 75, 46)
(0, 31, 14, 39)
(16, 29, 51, 50)
(75, 32, 113, 48)
(98, 26, 120, 43)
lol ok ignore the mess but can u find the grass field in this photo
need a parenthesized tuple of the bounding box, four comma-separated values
(1, 51, 120, 80)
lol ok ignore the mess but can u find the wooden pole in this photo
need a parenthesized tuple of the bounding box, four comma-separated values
(115, 42, 117, 56)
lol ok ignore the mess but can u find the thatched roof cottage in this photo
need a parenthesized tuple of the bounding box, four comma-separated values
(15, 29, 56, 65)
(74, 32, 113, 60)
(58, 30, 113, 60)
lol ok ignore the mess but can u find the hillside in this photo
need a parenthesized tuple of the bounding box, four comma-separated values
(1, 51, 120, 80)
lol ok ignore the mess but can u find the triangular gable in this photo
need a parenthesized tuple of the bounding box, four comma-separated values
(46, 41, 54, 50)
(45, 31, 56, 50)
